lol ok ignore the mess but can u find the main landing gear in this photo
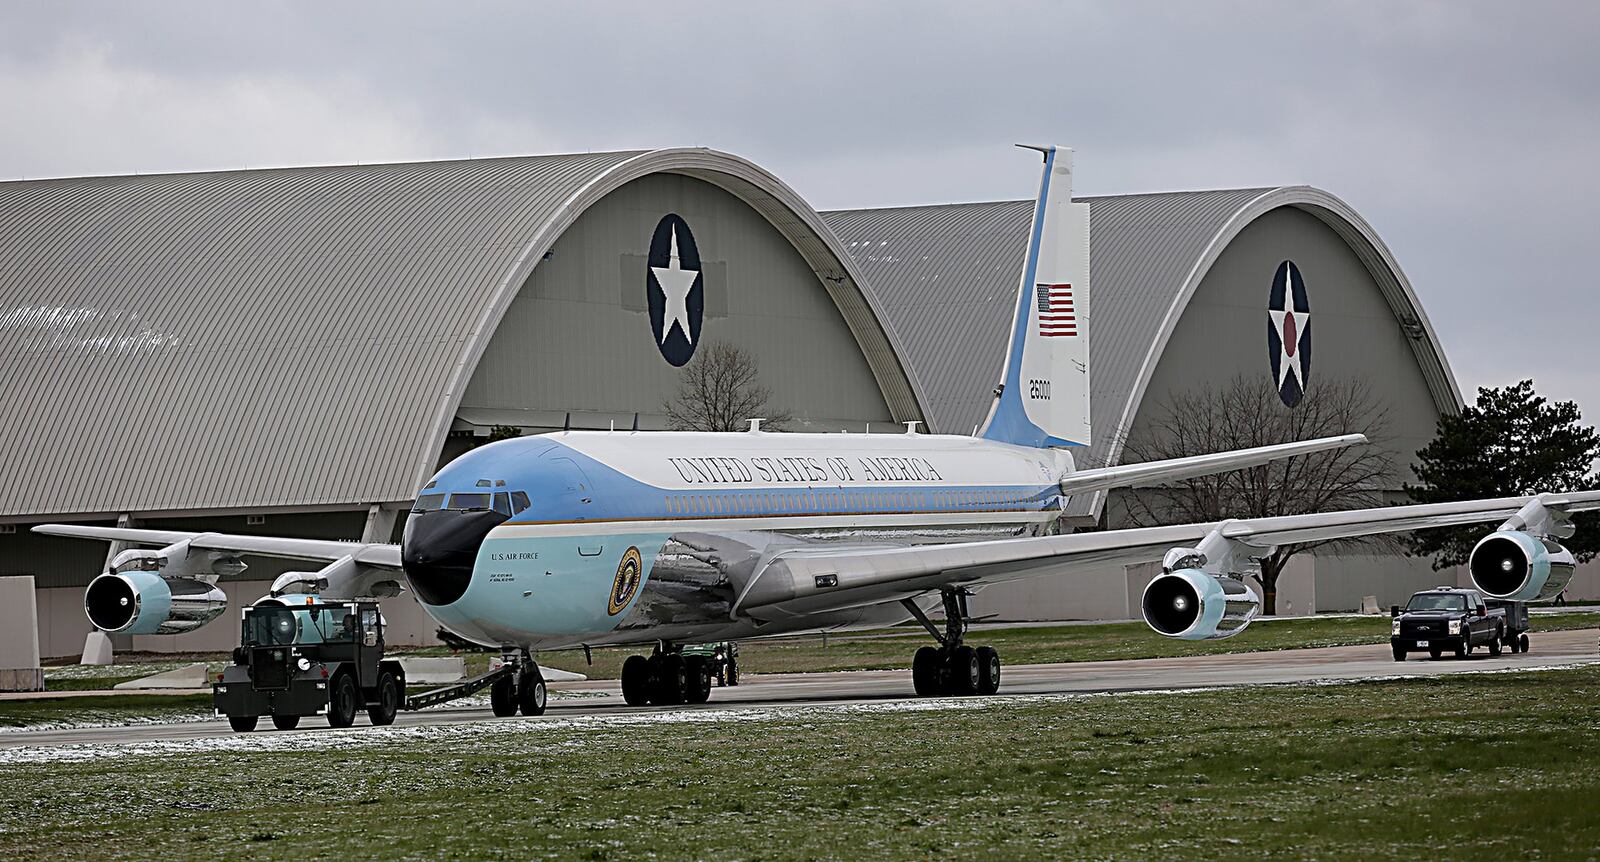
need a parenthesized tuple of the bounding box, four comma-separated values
(488, 648, 547, 718)
(620, 644, 715, 706)
(902, 588, 1001, 697)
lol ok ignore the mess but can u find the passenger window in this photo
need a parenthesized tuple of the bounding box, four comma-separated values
(511, 491, 531, 513)
(493, 492, 512, 516)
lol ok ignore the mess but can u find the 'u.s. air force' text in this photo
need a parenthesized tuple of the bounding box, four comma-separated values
(667, 455, 943, 485)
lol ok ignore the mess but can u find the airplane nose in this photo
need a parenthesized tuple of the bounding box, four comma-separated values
(401, 509, 508, 606)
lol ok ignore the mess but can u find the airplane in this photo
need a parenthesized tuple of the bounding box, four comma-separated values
(38, 145, 1599, 718)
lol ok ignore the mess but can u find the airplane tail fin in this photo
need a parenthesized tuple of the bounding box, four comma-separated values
(977, 145, 1091, 449)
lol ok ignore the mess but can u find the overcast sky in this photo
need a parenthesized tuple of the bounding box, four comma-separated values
(3, 1, 1597, 421)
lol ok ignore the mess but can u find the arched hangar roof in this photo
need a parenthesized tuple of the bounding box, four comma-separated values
(823, 186, 1462, 517)
(0, 149, 926, 518)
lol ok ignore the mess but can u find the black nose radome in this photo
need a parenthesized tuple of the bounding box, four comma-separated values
(402, 509, 508, 606)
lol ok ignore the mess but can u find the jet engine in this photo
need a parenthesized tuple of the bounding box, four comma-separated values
(84, 570, 228, 635)
(1141, 568, 1261, 640)
(81, 544, 236, 635)
(1468, 530, 1576, 602)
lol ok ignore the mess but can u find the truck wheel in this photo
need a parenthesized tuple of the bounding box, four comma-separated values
(1520, 633, 1530, 653)
(725, 656, 740, 686)
(1455, 637, 1469, 658)
(1392, 645, 1406, 662)
(1428, 645, 1442, 660)
(1489, 631, 1503, 657)
(490, 676, 517, 716)
(271, 714, 300, 731)
(518, 672, 547, 717)
(368, 672, 400, 726)
(327, 673, 359, 728)
(229, 715, 259, 733)
(621, 655, 651, 706)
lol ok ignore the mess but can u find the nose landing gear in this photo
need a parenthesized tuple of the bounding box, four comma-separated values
(621, 643, 714, 706)
(903, 588, 1002, 697)
(488, 648, 547, 717)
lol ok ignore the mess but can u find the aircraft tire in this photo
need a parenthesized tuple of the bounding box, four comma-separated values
(948, 645, 980, 696)
(621, 656, 651, 706)
(685, 657, 712, 704)
(369, 672, 401, 726)
(271, 714, 300, 731)
(490, 677, 518, 716)
(975, 646, 1001, 695)
(327, 673, 359, 728)
(229, 715, 259, 733)
(912, 646, 940, 697)
(518, 671, 547, 717)
(651, 654, 686, 706)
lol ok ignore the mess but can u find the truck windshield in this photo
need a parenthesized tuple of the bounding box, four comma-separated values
(243, 605, 358, 646)
(1406, 594, 1467, 612)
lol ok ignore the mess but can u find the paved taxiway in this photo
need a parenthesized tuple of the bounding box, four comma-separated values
(6, 627, 1596, 749)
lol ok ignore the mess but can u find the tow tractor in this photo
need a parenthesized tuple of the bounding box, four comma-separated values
(214, 598, 546, 732)
(679, 641, 740, 687)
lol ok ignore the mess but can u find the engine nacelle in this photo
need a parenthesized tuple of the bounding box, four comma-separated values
(83, 570, 228, 635)
(1468, 530, 1576, 602)
(1141, 569, 1261, 640)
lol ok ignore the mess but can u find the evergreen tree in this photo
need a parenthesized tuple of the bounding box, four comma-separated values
(1406, 380, 1600, 569)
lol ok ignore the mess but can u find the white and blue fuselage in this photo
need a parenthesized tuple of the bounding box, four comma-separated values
(401, 429, 1073, 650)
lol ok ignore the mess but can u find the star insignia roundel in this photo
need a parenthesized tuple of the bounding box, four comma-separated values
(646, 213, 704, 367)
(1267, 260, 1312, 407)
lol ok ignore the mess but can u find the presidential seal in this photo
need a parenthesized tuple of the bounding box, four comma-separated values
(608, 546, 643, 616)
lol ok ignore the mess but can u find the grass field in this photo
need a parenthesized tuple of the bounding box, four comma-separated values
(4, 666, 1599, 860)
(0, 694, 211, 730)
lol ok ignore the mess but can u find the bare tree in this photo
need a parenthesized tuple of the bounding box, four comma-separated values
(1119, 375, 1398, 615)
(662, 341, 792, 432)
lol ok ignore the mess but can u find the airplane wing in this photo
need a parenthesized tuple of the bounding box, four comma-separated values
(30, 524, 402, 569)
(733, 490, 1600, 620)
(1058, 434, 1366, 497)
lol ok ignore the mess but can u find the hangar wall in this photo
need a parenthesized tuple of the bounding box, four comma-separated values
(1134, 205, 1442, 478)
(967, 203, 1464, 619)
(1119, 204, 1452, 612)
(459, 173, 896, 433)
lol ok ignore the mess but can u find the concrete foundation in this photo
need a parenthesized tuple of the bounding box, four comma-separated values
(0, 576, 43, 691)
(81, 631, 113, 665)
(113, 663, 210, 690)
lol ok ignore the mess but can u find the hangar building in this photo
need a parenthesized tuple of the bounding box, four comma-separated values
(1, 147, 1586, 658)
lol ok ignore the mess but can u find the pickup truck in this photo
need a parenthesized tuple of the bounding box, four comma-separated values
(1391, 587, 1507, 661)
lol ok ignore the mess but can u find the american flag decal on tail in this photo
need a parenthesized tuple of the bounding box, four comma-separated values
(1036, 283, 1077, 337)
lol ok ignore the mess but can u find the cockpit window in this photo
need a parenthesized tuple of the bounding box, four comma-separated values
(493, 492, 512, 516)
(510, 491, 531, 514)
(412, 493, 446, 512)
(448, 492, 492, 511)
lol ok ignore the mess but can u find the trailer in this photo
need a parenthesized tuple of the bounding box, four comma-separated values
(1487, 598, 1533, 653)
